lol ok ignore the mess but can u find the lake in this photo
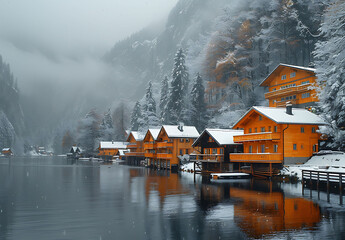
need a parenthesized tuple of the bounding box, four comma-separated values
(0, 157, 345, 240)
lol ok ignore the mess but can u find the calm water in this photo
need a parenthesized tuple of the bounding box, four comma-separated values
(1, 157, 345, 240)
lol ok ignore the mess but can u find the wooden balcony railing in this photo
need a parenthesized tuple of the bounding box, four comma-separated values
(127, 143, 137, 149)
(265, 83, 311, 99)
(144, 152, 156, 158)
(144, 143, 156, 150)
(230, 153, 283, 163)
(189, 154, 224, 162)
(156, 153, 173, 159)
(233, 132, 281, 142)
(125, 152, 145, 157)
(156, 142, 173, 148)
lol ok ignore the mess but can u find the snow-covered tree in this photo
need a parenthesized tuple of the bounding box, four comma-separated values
(142, 81, 160, 128)
(112, 102, 129, 141)
(0, 110, 16, 150)
(130, 101, 144, 131)
(314, 0, 345, 150)
(190, 73, 208, 131)
(77, 109, 100, 155)
(159, 76, 169, 124)
(99, 109, 114, 141)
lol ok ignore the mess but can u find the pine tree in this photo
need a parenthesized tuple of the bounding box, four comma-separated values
(99, 109, 114, 141)
(166, 48, 189, 124)
(314, 0, 345, 150)
(77, 109, 100, 155)
(159, 76, 169, 124)
(130, 101, 144, 131)
(142, 81, 160, 128)
(191, 73, 208, 131)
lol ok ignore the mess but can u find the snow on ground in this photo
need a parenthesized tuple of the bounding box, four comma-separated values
(180, 162, 201, 172)
(281, 151, 345, 179)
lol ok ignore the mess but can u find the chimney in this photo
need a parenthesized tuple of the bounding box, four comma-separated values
(286, 102, 293, 115)
(178, 122, 184, 132)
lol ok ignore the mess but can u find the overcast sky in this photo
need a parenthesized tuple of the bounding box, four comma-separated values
(0, 0, 178, 92)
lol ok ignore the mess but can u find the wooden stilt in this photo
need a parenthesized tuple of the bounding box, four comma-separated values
(340, 173, 343, 205)
(327, 172, 330, 202)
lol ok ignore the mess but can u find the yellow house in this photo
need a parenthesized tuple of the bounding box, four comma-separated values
(260, 64, 318, 108)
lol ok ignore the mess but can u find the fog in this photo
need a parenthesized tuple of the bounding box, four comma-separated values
(0, 0, 177, 139)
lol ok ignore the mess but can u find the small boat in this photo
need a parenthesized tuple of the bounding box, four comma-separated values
(210, 172, 251, 180)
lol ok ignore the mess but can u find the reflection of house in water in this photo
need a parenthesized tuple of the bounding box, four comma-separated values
(231, 187, 321, 239)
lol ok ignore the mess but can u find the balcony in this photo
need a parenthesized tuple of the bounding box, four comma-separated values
(189, 154, 224, 162)
(144, 143, 156, 150)
(125, 152, 145, 157)
(156, 142, 173, 148)
(156, 153, 173, 159)
(233, 132, 280, 142)
(145, 152, 156, 158)
(230, 153, 283, 163)
(127, 143, 137, 149)
(265, 83, 311, 99)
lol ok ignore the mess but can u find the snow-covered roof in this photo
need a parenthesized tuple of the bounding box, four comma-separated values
(129, 131, 145, 141)
(260, 63, 316, 86)
(147, 128, 161, 140)
(2, 148, 10, 151)
(99, 141, 128, 149)
(162, 125, 199, 138)
(233, 106, 327, 127)
(118, 149, 128, 156)
(193, 129, 244, 146)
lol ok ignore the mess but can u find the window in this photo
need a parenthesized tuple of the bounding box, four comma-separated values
(312, 127, 316, 133)
(281, 75, 286, 80)
(293, 144, 297, 150)
(180, 138, 184, 143)
(301, 144, 304, 149)
(259, 116, 262, 121)
(220, 148, 224, 154)
(268, 126, 271, 132)
(301, 127, 305, 133)
(302, 92, 310, 99)
(212, 149, 217, 154)
(261, 127, 265, 132)
(255, 128, 257, 133)
(180, 149, 183, 155)
(281, 97, 285, 101)
(290, 72, 296, 78)
(301, 80, 310, 85)
(204, 149, 208, 154)
(274, 145, 278, 153)
(261, 145, 265, 153)
(293, 95, 296, 99)
(274, 126, 278, 132)
(249, 128, 252, 133)
(185, 149, 189, 154)
(249, 145, 253, 153)
(186, 138, 190, 143)
(272, 88, 276, 91)
(313, 144, 317, 152)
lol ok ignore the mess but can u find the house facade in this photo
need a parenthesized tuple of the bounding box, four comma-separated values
(125, 131, 145, 165)
(143, 128, 160, 167)
(154, 125, 199, 171)
(98, 141, 128, 160)
(230, 105, 326, 176)
(260, 64, 318, 108)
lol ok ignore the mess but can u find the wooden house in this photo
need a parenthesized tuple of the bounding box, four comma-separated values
(67, 146, 83, 159)
(230, 105, 327, 176)
(2, 148, 13, 156)
(191, 129, 244, 172)
(154, 125, 199, 171)
(125, 131, 145, 165)
(260, 64, 318, 108)
(143, 128, 161, 167)
(98, 141, 128, 160)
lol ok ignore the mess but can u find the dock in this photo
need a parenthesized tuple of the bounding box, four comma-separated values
(210, 172, 251, 180)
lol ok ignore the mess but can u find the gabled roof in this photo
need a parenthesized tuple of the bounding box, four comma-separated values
(126, 131, 145, 142)
(260, 63, 316, 86)
(160, 125, 199, 138)
(99, 141, 128, 149)
(233, 106, 327, 128)
(193, 129, 244, 147)
(2, 148, 11, 151)
(144, 128, 161, 141)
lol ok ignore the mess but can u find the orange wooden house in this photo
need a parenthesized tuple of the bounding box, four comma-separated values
(1, 148, 13, 156)
(260, 64, 318, 108)
(230, 105, 327, 176)
(125, 131, 145, 165)
(143, 128, 161, 167)
(154, 125, 199, 171)
(191, 129, 243, 172)
(98, 141, 128, 160)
